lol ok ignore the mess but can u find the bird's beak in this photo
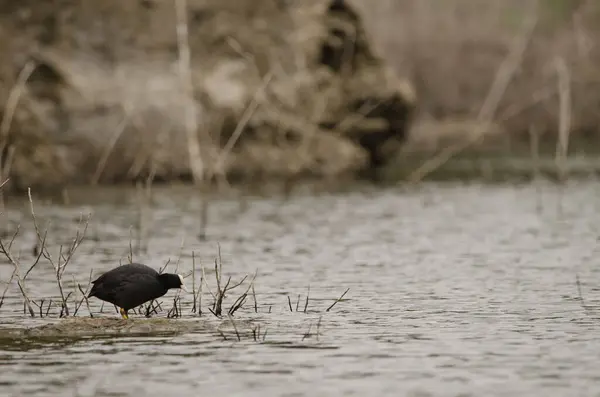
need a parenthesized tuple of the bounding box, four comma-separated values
(180, 283, 189, 293)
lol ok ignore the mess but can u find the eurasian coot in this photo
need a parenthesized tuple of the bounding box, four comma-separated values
(88, 263, 188, 319)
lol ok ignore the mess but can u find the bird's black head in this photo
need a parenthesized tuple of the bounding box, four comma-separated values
(158, 273, 188, 292)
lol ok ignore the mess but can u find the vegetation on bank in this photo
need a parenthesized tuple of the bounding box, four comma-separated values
(1, 0, 599, 194)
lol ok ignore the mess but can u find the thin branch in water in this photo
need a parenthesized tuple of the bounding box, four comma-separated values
(227, 314, 241, 342)
(287, 295, 293, 312)
(0, 268, 16, 309)
(252, 284, 258, 313)
(191, 251, 197, 313)
(575, 274, 591, 313)
(316, 315, 322, 341)
(167, 296, 181, 318)
(174, 237, 185, 273)
(252, 324, 260, 342)
(0, 229, 35, 316)
(45, 299, 53, 317)
(303, 285, 310, 313)
(23, 229, 47, 280)
(32, 299, 46, 318)
(302, 323, 313, 341)
(74, 270, 95, 317)
(326, 288, 350, 312)
(228, 270, 258, 316)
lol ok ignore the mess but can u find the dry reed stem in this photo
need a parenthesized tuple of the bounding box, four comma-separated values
(529, 125, 541, 180)
(228, 269, 258, 316)
(175, 0, 204, 184)
(301, 322, 313, 341)
(191, 250, 197, 313)
(575, 274, 592, 313)
(227, 313, 241, 341)
(200, 260, 216, 301)
(134, 168, 155, 255)
(251, 283, 257, 313)
(0, 60, 34, 207)
(554, 56, 571, 182)
(407, 12, 538, 183)
(213, 71, 275, 177)
(316, 315, 322, 341)
(206, 245, 249, 317)
(0, 178, 9, 189)
(199, 193, 209, 241)
(0, 61, 37, 152)
(326, 287, 350, 312)
(529, 124, 544, 212)
(303, 284, 310, 313)
(91, 116, 129, 185)
(0, 146, 14, 210)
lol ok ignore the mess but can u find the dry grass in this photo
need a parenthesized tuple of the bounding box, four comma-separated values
(357, 0, 600, 140)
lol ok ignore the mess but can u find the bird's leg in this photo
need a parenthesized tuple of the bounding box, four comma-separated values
(119, 307, 129, 319)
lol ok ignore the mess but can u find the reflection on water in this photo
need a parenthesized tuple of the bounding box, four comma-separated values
(1, 181, 599, 396)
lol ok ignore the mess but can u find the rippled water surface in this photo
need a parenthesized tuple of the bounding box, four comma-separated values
(1, 181, 600, 397)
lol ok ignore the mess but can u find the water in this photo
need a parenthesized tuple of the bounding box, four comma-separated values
(1, 181, 599, 397)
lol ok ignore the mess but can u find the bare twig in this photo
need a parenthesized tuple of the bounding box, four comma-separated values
(0, 231, 35, 317)
(0, 178, 9, 189)
(28, 188, 91, 317)
(326, 288, 350, 312)
(73, 270, 94, 317)
(167, 296, 182, 318)
(23, 230, 47, 280)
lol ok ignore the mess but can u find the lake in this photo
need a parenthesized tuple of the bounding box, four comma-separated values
(0, 180, 599, 397)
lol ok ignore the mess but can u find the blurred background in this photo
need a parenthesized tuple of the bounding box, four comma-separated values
(0, 0, 599, 193)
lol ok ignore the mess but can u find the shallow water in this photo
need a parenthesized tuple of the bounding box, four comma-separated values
(1, 181, 600, 397)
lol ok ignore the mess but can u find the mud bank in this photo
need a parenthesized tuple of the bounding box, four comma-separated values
(0, 317, 256, 342)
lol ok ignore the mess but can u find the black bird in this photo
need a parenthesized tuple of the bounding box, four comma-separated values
(88, 263, 188, 319)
